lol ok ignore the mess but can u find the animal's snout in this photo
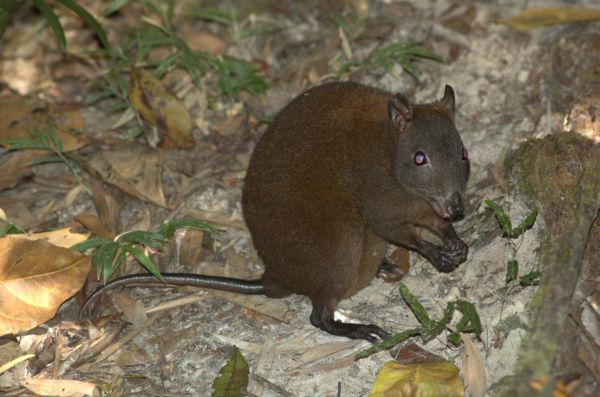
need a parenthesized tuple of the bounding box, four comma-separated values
(444, 192, 464, 221)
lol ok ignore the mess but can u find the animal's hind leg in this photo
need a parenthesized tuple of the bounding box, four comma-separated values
(309, 301, 390, 343)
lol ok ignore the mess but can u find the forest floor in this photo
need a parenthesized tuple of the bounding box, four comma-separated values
(0, 1, 599, 396)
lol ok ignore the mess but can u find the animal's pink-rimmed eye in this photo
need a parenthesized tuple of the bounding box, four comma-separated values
(414, 151, 428, 166)
(462, 148, 469, 161)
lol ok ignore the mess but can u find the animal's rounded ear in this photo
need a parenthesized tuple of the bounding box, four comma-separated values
(440, 84, 455, 115)
(388, 93, 413, 132)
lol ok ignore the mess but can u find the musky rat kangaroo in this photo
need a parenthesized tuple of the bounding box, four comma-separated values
(80, 82, 470, 342)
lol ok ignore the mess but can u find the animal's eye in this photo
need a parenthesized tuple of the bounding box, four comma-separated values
(414, 151, 428, 166)
(462, 148, 469, 161)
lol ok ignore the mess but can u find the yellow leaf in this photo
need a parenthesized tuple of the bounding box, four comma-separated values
(498, 7, 600, 31)
(529, 377, 569, 397)
(0, 237, 91, 336)
(129, 67, 194, 148)
(369, 361, 464, 397)
(12, 227, 90, 248)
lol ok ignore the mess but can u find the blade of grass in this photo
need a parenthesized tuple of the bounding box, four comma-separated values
(355, 328, 423, 359)
(399, 283, 434, 328)
(454, 300, 482, 336)
(506, 259, 519, 283)
(510, 208, 539, 237)
(71, 236, 110, 252)
(484, 199, 513, 236)
(0, 0, 17, 40)
(121, 244, 165, 282)
(56, 0, 109, 49)
(102, 0, 132, 17)
(117, 230, 167, 250)
(32, 0, 66, 49)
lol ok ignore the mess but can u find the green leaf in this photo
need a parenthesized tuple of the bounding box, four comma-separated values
(71, 236, 110, 252)
(0, 218, 24, 237)
(0, 0, 17, 40)
(102, 0, 132, 17)
(354, 327, 422, 359)
(121, 243, 165, 282)
(32, 0, 66, 49)
(116, 230, 167, 250)
(453, 300, 482, 336)
(158, 218, 221, 239)
(212, 346, 249, 397)
(192, 7, 235, 26)
(45, 127, 63, 152)
(510, 207, 538, 237)
(213, 55, 268, 100)
(399, 283, 434, 328)
(56, 0, 109, 49)
(506, 259, 519, 283)
(26, 153, 63, 166)
(519, 271, 541, 286)
(0, 134, 50, 150)
(447, 332, 461, 346)
(421, 302, 455, 343)
(260, 114, 276, 125)
(327, 13, 351, 36)
(370, 43, 443, 79)
(92, 241, 120, 282)
(484, 199, 513, 236)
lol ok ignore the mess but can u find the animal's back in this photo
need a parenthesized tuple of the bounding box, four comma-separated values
(242, 82, 392, 301)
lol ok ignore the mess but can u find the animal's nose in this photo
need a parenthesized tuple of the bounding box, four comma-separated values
(446, 192, 464, 221)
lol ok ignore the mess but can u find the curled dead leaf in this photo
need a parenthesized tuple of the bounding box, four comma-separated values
(129, 67, 194, 148)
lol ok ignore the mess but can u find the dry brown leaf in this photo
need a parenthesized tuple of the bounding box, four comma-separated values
(89, 178, 124, 237)
(369, 361, 464, 397)
(0, 152, 33, 191)
(111, 291, 147, 326)
(48, 104, 86, 133)
(87, 146, 167, 207)
(460, 333, 486, 397)
(390, 341, 445, 365)
(0, 237, 91, 336)
(0, 95, 86, 152)
(74, 214, 115, 240)
(75, 324, 123, 366)
(178, 228, 204, 270)
(0, 202, 40, 230)
(498, 7, 600, 31)
(94, 316, 156, 363)
(179, 28, 226, 55)
(12, 227, 90, 248)
(20, 378, 99, 397)
(129, 67, 194, 148)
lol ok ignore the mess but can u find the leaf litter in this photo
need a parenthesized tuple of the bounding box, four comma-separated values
(0, 1, 599, 396)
